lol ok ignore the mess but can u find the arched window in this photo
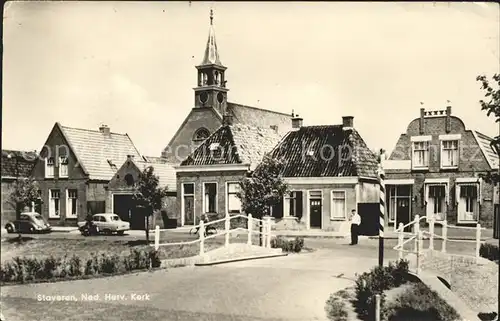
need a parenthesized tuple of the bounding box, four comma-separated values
(193, 128, 210, 142)
(124, 174, 134, 186)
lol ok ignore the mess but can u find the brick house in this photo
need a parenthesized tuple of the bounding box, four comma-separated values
(266, 116, 380, 233)
(31, 122, 143, 226)
(384, 107, 499, 229)
(106, 155, 177, 229)
(1, 150, 38, 225)
(174, 114, 285, 226)
(161, 12, 291, 164)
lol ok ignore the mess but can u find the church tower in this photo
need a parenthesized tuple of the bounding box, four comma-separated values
(193, 9, 228, 115)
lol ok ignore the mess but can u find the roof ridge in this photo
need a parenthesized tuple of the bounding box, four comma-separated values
(228, 102, 292, 117)
(60, 124, 129, 136)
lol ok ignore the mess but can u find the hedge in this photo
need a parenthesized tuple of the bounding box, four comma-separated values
(1, 248, 161, 284)
(479, 243, 499, 262)
(270, 236, 305, 253)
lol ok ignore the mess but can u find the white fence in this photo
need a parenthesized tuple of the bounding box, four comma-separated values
(393, 215, 484, 274)
(152, 214, 274, 256)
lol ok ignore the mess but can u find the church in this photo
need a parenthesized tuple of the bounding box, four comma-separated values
(161, 10, 293, 165)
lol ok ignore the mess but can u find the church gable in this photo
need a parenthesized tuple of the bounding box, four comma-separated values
(162, 108, 222, 164)
(107, 158, 141, 191)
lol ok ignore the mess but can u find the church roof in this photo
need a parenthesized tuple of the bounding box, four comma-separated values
(200, 9, 223, 67)
(180, 123, 285, 170)
(227, 102, 292, 134)
(267, 125, 379, 178)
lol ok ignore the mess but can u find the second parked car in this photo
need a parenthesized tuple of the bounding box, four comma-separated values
(77, 213, 130, 235)
(4, 212, 52, 234)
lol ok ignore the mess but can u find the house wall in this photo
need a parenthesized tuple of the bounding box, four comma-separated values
(274, 182, 357, 232)
(162, 109, 223, 164)
(176, 170, 246, 225)
(386, 113, 496, 227)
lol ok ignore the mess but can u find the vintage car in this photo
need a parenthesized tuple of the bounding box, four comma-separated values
(77, 213, 130, 235)
(4, 212, 52, 234)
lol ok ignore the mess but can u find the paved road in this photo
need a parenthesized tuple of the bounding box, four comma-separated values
(1, 241, 392, 321)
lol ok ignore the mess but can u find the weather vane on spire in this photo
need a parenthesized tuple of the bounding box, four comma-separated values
(210, 8, 213, 25)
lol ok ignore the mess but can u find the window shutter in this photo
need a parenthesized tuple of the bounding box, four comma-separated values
(455, 184, 460, 205)
(477, 178, 482, 205)
(296, 191, 303, 219)
(445, 184, 449, 204)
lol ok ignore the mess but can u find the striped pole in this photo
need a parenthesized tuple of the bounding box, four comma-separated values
(378, 165, 386, 267)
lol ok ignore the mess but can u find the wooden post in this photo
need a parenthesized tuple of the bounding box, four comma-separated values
(414, 215, 420, 252)
(476, 223, 481, 263)
(429, 216, 434, 250)
(247, 214, 253, 245)
(266, 217, 272, 248)
(398, 223, 404, 260)
(225, 215, 230, 247)
(154, 225, 160, 251)
(199, 220, 205, 256)
(441, 220, 447, 253)
(375, 294, 381, 321)
(416, 230, 423, 274)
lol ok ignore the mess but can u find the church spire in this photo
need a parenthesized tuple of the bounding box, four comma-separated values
(201, 9, 223, 66)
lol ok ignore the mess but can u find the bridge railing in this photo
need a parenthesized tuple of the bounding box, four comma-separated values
(394, 214, 485, 272)
(151, 214, 274, 256)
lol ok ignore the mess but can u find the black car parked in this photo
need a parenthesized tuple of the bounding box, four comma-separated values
(4, 212, 52, 234)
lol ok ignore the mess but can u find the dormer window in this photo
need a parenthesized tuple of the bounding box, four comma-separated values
(45, 157, 55, 178)
(59, 157, 68, 178)
(193, 128, 210, 142)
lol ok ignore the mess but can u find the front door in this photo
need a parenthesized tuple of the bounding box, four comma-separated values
(184, 196, 194, 225)
(396, 198, 411, 232)
(309, 199, 322, 228)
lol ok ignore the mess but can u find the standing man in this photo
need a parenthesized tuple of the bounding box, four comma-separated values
(350, 209, 361, 245)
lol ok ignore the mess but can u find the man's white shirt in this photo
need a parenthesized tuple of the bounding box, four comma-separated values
(351, 214, 361, 225)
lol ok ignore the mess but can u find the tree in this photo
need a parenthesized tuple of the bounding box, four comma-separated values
(237, 156, 289, 245)
(476, 74, 500, 185)
(9, 177, 41, 239)
(133, 166, 169, 243)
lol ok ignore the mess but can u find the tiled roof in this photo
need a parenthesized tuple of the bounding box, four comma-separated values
(59, 123, 143, 181)
(228, 103, 292, 134)
(133, 160, 177, 191)
(1, 150, 37, 178)
(474, 131, 499, 169)
(181, 123, 284, 170)
(267, 126, 379, 178)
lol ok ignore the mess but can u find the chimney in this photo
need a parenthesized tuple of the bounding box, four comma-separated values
(419, 108, 425, 134)
(222, 113, 233, 126)
(342, 116, 354, 129)
(99, 124, 111, 136)
(291, 114, 303, 130)
(445, 105, 452, 133)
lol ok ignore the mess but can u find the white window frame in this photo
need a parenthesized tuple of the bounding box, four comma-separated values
(225, 181, 241, 215)
(411, 138, 430, 170)
(387, 185, 413, 226)
(59, 157, 69, 178)
(425, 183, 448, 221)
(283, 190, 301, 218)
(202, 182, 218, 214)
(330, 190, 347, 221)
(455, 182, 480, 223)
(440, 139, 459, 169)
(45, 157, 55, 178)
(181, 182, 195, 226)
(49, 189, 60, 218)
(66, 189, 78, 218)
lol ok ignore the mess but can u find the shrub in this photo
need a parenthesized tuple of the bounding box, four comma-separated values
(479, 243, 499, 262)
(382, 282, 460, 321)
(270, 236, 304, 253)
(354, 259, 409, 320)
(0, 247, 162, 284)
(478, 312, 498, 321)
(325, 294, 348, 321)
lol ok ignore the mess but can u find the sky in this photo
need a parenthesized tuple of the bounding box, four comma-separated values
(2, 1, 499, 157)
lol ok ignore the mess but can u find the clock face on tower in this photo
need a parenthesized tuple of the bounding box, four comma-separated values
(217, 92, 224, 103)
(199, 92, 209, 104)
